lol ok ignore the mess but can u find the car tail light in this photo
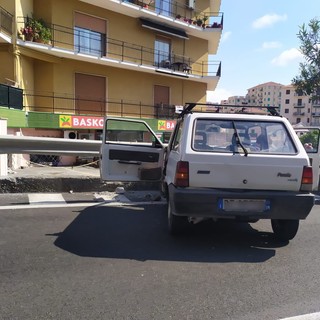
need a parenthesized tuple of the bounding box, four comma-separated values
(300, 166, 313, 191)
(174, 161, 189, 187)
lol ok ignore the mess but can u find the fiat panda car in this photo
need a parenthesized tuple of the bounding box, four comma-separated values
(100, 103, 315, 241)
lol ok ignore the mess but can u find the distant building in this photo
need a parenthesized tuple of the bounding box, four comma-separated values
(246, 82, 283, 108)
(221, 96, 248, 105)
(280, 84, 312, 125)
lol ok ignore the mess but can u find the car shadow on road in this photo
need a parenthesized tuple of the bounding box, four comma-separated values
(51, 204, 286, 263)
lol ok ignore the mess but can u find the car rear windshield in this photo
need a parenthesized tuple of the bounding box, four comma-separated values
(193, 119, 297, 154)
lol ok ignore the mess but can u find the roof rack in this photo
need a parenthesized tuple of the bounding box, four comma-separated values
(178, 103, 281, 119)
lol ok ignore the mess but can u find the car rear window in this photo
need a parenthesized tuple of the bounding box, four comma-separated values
(192, 119, 297, 154)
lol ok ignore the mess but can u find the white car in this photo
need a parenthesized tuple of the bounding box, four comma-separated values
(100, 104, 315, 242)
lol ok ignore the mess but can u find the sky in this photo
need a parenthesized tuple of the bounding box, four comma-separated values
(207, 0, 320, 103)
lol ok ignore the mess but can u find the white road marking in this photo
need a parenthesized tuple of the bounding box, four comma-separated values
(28, 193, 66, 205)
(279, 312, 320, 320)
(0, 201, 165, 211)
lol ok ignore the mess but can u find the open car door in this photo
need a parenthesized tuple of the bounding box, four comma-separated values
(295, 127, 320, 191)
(100, 118, 165, 182)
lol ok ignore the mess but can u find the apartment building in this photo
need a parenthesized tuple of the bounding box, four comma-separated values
(0, 0, 222, 164)
(246, 81, 282, 108)
(280, 84, 312, 125)
(221, 95, 247, 105)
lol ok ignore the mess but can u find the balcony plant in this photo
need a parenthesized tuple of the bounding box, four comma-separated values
(202, 15, 208, 28)
(20, 16, 52, 44)
(20, 25, 35, 41)
(196, 17, 203, 26)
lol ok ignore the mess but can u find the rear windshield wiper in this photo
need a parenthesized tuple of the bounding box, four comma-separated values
(232, 121, 248, 156)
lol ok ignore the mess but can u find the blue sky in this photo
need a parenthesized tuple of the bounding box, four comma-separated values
(207, 0, 320, 102)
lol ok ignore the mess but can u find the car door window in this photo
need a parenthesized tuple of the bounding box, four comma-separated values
(170, 121, 183, 151)
(104, 119, 160, 147)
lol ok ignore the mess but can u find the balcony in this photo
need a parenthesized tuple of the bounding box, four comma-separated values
(293, 103, 305, 108)
(17, 19, 221, 90)
(293, 112, 305, 116)
(312, 100, 320, 108)
(312, 112, 320, 117)
(0, 5, 13, 43)
(21, 91, 178, 119)
(79, 0, 223, 53)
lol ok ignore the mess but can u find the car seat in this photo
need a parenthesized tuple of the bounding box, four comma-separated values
(194, 131, 207, 149)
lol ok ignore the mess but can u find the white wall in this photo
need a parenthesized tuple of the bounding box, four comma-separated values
(0, 119, 8, 176)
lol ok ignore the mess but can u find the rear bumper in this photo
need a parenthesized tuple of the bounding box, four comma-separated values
(168, 185, 315, 220)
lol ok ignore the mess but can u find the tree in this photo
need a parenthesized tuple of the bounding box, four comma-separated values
(292, 19, 320, 102)
(299, 130, 319, 148)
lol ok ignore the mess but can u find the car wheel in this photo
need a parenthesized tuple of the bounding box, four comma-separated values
(271, 219, 299, 241)
(168, 201, 187, 235)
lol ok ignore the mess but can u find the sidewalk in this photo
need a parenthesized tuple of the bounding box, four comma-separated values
(0, 165, 160, 193)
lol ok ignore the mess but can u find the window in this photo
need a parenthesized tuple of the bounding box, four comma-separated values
(154, 85, 172, 118)
(171, 121, 183, 151)
(285, 99, 290, 104)
(192, 119, 296, 154)
(74, 12, 106, 57)
(285, 108, 289, 113)
(298, 98, 302, 106)
(75, 73, 106, 115)
(105, 119, 156, 145)
(155, 0, 172, 16)
(154, 36, 171, 67)
(74, 27, 105, 56)
(286, 90, 290, 94)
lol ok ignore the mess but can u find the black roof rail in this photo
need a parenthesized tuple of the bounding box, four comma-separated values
(178, 103, 281, 118)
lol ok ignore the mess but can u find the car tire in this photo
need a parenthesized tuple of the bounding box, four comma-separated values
(271, 219, 299, 241)
(168, 201, 187, 235)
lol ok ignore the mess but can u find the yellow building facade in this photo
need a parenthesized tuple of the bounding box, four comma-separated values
(0, 0, 222, 148)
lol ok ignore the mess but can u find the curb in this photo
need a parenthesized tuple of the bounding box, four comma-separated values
(0, 176, 161, 193)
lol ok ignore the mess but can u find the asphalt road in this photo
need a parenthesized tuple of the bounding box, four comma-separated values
(1, 202, 320, 320)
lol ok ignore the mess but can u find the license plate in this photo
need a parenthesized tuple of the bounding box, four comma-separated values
(221, 199, 270, 212)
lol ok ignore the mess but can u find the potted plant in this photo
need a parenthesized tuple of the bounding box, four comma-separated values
(20, 25, 35, 41)
(20, 16, 52, 44)
(33, 18, 52, 44)
(202, 15, 208, 28)
(20, 16, 37, 41)
(196, 17, 203, 26)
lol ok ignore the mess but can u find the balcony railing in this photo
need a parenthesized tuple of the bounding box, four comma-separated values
(0, 6, 13, 35)
(312, 112, 320, 117)
(293, 111, 305, 116)
(104, 0, 224, 29)
(293, 103, 305, 108)
(312, 101, 320, 107)
(17, 18, 221, 78)
(22, 92, 178, 119)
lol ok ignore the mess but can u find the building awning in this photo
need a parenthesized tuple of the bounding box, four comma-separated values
(140, 18, 189, 39)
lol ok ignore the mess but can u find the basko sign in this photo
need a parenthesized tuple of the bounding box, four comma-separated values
(59, 115, 104, 129)
(157, 120, 176, 131)
(59, 115, 176, 130)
